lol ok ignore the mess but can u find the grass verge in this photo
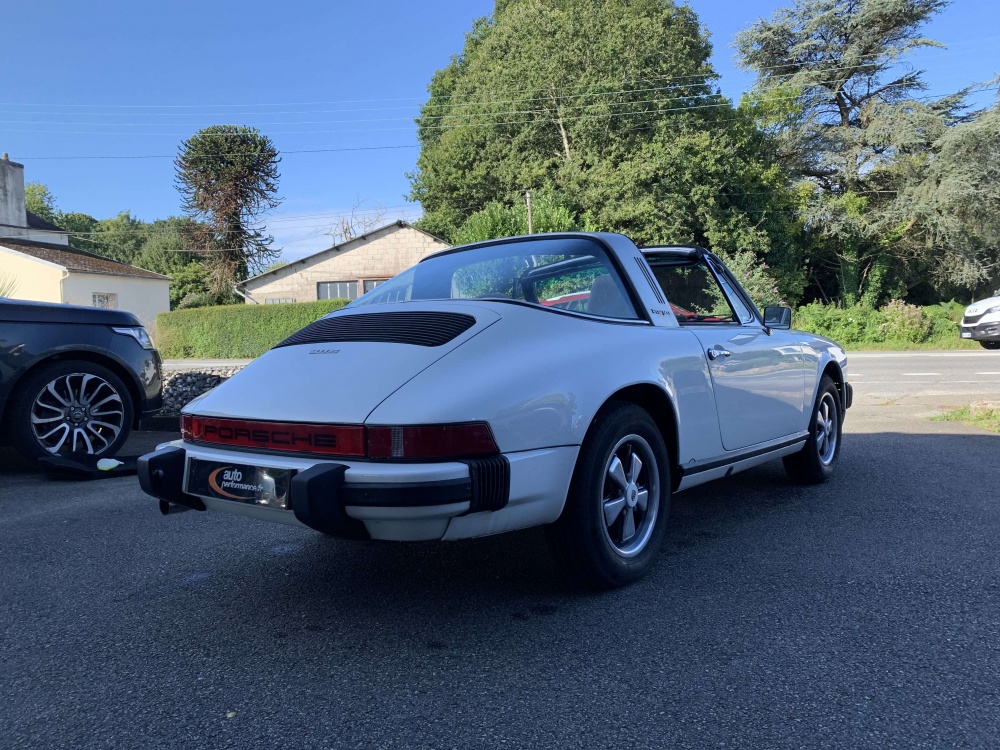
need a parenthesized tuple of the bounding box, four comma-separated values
(934, 404, 1000, 434)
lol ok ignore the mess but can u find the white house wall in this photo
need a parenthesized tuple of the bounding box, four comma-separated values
(244, 227, 449, 303)
(0, 247, 65, 303)
(61, 273, 170, 337)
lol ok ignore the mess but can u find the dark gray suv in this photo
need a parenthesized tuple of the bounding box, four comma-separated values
(0, 298, 163, 462)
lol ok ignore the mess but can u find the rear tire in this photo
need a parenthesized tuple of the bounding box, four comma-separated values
(979, 341, 1000, 350)
(546, 402, 671, 589)
(783, 376, 841, 484)
(9, 360, 134, 462)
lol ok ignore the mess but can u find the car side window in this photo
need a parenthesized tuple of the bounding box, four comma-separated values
(708, 261, 756, 325)
(649, 259, 740, 324)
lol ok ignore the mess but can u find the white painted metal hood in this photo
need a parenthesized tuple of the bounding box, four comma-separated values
(965, 295, 1000, 317)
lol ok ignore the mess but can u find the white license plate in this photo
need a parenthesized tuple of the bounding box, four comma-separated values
(961, 332, 972, 338)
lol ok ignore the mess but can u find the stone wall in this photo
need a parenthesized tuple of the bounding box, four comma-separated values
(161, 365, 247, 414)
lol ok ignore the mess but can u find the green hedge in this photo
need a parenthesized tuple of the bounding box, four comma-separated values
(794, 300, 968, 347)
(157, 298, 973, 358)
(156, 299, 349, 359)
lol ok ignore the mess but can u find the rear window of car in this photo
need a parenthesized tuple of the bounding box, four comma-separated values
(348, 237, 639, 320)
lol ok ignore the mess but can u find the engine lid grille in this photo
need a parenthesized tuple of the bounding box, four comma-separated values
(275, 311, 477, 349)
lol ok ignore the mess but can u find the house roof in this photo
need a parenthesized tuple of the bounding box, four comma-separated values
(243, 220, 449, 285)
(0, 236, 171, 280)
(25, 210, 65, 233)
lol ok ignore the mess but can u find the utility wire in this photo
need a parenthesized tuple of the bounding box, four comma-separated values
(9, 82, 969, 162)
(1, 35, 996, 112)
(2, 54, 991, 127)
(3, 79, 955, 143)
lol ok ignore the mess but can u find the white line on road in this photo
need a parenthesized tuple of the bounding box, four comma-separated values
(849, 351, 998, 358)
(976, 372, 1000, 375)
(904, 372, 941, 376)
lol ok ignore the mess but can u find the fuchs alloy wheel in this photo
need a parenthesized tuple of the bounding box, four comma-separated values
(783, 376, 842, 484)
(10, 361, 134, 461)
(546, 401, 671, 589)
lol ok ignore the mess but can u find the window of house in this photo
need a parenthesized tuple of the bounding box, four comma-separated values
(93, 293, 118, 309)
(317, 281, 358, 301)
(265, 298, 295, 304)
(363, 279, 389, 294)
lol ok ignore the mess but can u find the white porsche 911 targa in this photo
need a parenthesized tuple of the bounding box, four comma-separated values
(139, 233, 852, 587)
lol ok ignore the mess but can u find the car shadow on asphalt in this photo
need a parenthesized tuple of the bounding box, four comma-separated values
(116, 429, 996, 655)
(9, 428, 1000, 654)
(0, 430, 177, 479)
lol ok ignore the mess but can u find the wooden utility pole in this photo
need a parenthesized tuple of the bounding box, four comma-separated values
(525, 190, 533, 234)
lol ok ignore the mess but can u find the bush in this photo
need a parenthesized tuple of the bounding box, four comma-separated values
(156, 299, 349, 359)
(878, 299, 932, 343)
(794, 300, 965, 347)
(794, 303, 881, 343)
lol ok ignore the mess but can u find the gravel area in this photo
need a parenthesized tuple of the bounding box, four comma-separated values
(160, 366, 246, 414)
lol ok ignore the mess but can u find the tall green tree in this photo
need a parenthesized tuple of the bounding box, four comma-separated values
(175, 125, 281, 296)
(890, 97, 1000, 299)
(24, 182, 60, 226)
(735, 0, 991, 305)
(410, 0, 800, 300)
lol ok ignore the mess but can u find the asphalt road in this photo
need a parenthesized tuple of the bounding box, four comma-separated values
(2, 351, 999, 749)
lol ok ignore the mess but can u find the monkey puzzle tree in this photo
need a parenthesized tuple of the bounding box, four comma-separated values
(175, 125, 281, 297)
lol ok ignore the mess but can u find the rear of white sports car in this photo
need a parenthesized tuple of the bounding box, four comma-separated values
(139, 232, 854, 588)
(139, 302, 583, 542)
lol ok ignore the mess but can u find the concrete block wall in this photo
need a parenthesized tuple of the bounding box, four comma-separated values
(245, 226, 449, 303)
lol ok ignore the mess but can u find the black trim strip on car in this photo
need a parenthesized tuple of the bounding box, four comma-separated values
(340, 478, 472, 508)
(678, 434, 808, 477)
(634, 257, 665, 304)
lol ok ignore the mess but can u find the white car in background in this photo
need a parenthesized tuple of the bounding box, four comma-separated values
(959, 291, 1000, 349)
(139, 233, 852, 588)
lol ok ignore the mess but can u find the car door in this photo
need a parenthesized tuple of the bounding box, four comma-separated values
(649, 254, 808, 451)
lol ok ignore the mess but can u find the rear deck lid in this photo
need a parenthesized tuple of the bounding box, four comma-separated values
(185, 307, 499, 424)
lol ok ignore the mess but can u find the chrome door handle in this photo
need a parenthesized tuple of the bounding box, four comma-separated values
(707, 348, 731, 360)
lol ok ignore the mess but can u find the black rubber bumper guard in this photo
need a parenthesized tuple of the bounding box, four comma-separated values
(137, 446, 511, 540)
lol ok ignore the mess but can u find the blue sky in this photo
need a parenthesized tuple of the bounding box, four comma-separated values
(3, 0, 997, 260)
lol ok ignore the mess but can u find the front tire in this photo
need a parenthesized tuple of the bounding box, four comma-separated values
(783, 376, 841, 484)
(979, 341, 1000, 350)
(9, 361, 134, 462)
(546, 402, 671, 589)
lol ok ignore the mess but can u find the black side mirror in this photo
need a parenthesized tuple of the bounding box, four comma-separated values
(764, 306, 792, 330)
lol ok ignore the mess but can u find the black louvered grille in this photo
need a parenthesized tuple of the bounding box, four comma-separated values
(275, 311, 477, 349)
(963, 313, 988, 325)
(466, 456, 511, 512)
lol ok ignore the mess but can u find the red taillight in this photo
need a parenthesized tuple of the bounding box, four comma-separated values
(180, 414, 365, 457)
(366, 423, 498, 459)
(181, 414, 498, 460)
